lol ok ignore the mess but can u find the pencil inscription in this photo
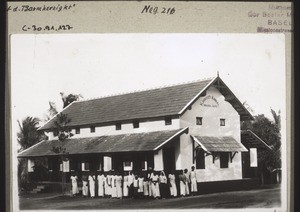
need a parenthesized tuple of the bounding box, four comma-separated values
(141, 5, 175, 15)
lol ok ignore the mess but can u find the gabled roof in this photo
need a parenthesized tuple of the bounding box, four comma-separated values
(191, 136, 248, 153)
(40, 76, 253, 131)
(18, 128, 188, 158)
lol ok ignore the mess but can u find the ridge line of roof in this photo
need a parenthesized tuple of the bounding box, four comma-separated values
(75, 77, 215, 103)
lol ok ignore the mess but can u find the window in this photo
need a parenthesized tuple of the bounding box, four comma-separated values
(116, 123, 121, 130)
(220, 118, 226, 126)
(90, 126, 95, 133)
(141, 161, 148, 171)
(220, 152, 229, 168)
(75, 128, 80, 134)
(82, 162, 90, 171)
(196, 117, 203, 125)
(196, 148, 205, 169)
(123, 161, 133, 171)
(70, 160, 76, 171)
(165, 117, 172, 125)
(133, 121, 139, 128)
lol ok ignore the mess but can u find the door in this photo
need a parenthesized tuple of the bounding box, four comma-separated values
(163, 147, 175, 173)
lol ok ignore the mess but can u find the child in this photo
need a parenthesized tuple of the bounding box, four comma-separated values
(70, 172, 79, 197)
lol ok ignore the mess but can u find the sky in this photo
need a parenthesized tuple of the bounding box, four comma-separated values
(11, 33, 286, 127)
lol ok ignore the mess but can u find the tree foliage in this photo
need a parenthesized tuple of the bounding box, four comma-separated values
(241, 109, 281, 171)
(60, 92, 82, 108)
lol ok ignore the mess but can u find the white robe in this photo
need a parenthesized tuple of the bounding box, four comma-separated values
(190, 171, 198, 192)
(184, 173, 190, 195)
(123, 175, 129, 197)
(70, 176, 79, 195)
(116, 175, 123, 198)
(143, 181, 149, 196)
(97, 174, 105, 197)
(168, 174, 177, 197)
(111, 175, 117, 198)
(82, 180, 89, 196)
(138, 177, 144, 192)
(88, 175, 96, 197)
(106, 175, 112, 196)
(151, 175, 160, 198)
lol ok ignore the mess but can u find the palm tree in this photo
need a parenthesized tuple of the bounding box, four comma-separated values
(17, 117, 45, 191)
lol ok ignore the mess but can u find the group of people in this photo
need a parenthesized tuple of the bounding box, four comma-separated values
(70, 166, 198, 199)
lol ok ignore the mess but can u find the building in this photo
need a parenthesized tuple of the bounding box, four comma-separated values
(18, 76, 271, 184)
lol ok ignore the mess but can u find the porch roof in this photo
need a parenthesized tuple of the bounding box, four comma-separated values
(191, 135, 248, 153)
(241, 130, 272, 150)
(18, 128, 188, 158)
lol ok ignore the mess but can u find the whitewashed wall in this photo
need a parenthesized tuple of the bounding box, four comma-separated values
(179, 86, 243, 182)
(46, 118, 180, 139)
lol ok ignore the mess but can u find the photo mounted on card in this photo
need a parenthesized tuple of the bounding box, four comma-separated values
(7, 1, 292, 212)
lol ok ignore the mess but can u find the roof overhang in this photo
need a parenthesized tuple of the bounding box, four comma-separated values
(18, 128, 189, 158)
(241, 130, 273, 151)
(191, 135, 248, 153)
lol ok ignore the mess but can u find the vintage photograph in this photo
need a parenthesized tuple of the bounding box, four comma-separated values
(11, 33, 286, 210)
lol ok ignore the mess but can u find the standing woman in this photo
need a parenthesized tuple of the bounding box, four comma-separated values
(168, 171, 177, 198)
(159, 171, 168, 199)
(115, 172, 123, 199)
(123, 171, 129, 198)
(179, 170, 186, 197)
(184, 169, 190, 196)
(106, 171, 112, 198)
(151, 171, 160, 199)
(88, 172, 96, 198)
(70, 171, 79, 197)
(82, 173, 89, 197)
(190, 166, 198, 195)
(147, 168, 154, 198)
(97, 171, 105, 197)
(111, 171, 117, 198)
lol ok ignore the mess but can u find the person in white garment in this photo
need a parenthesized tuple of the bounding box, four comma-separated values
(70, 172, 79, 197)
(82, 174, 89, 197)
(179, 170, 186, 197)
(159, 171, 168, 199)
(104, 172, 109, 198)
(88, 172, 96, 198)
(127, 171, 134, 198)
(138, 173, 144, 198)
(168, 171, 177, 197)
(123, 171, 129, 198)
(115, 172, 123, 199)
(151, 171, 160, 199)
(106, 171, 112, 198)
(190, 166, 198, 195)
(111, 171, 117, 198)
(147, 168, 154, 198)
(97, 171, 105, 197)
(143, 174, 149, 198)
(184, 168, 190, 196)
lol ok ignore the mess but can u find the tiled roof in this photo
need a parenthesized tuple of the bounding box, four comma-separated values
(241, 130, 272, 150)
(39, 78, 215, 130)
(192, 136, 248, 152)
(18, 129, 187, 158)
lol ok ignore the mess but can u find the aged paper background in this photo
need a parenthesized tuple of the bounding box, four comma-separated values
(7, 1, 292, 212)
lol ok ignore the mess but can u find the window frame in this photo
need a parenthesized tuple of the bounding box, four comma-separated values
(196, 117, 203, 125)
(220, 118, 226, 126)
(165, 117, 172, 125)
(133, 121, 139, 128)
(75, 128, 80, 134)
(116, 123, 122, 130)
